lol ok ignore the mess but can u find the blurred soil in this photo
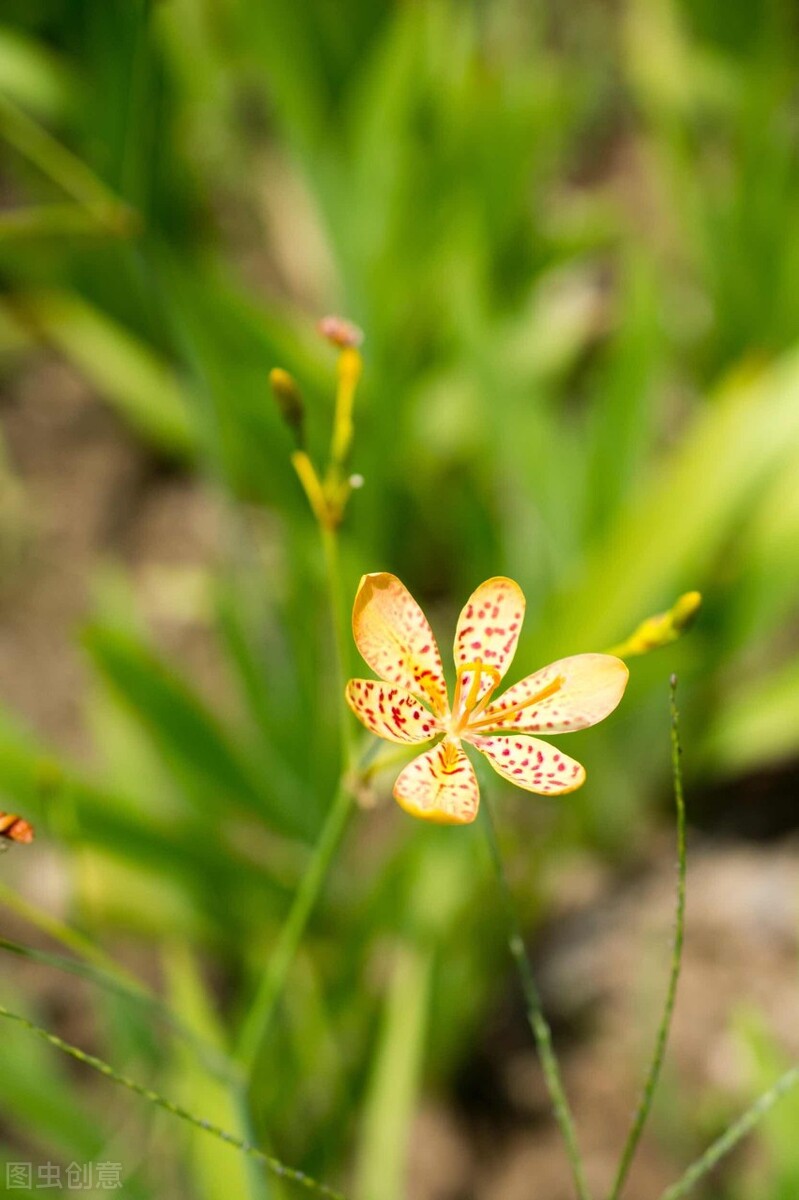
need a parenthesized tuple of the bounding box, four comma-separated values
(2, 357, 798, 1198)
(0, 352, 225, 760)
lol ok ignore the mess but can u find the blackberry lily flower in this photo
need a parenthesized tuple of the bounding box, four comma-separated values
(345, 574, 629, 825)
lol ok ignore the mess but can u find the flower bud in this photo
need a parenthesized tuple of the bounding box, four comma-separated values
(269, 368, 305, 446)
(318, 315, 364, 349)
(606, 591, 703, 658)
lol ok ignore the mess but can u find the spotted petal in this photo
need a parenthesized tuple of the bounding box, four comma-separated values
(352, 573, 449, 717)
(453, 577, 526, 705)
(472, 734, 585, 795)
(345, 680, 440, 745)
(393, 739, 479, 825)
(474, 654, 628, 735)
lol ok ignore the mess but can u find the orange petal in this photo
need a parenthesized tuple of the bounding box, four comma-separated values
(352, 573, 449, 717)
(471, 734, 585, 795)
(453, 577, 525, 707)
(345, 680, 441, 744)
(393, 739, 479, 825)
(475, 654, 628, 734)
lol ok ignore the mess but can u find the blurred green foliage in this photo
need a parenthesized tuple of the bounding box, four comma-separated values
(1, 1, 799, 1197)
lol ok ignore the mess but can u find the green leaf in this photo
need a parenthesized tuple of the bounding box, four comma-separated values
(83, 625, 273, 821)
(2, 291, 196, 455)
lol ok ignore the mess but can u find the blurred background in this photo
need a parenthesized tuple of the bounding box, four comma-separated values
(1, 1, 799, 1197)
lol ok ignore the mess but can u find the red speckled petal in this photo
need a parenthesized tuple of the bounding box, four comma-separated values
(471, 734, 585, 795)
(476, 654, 629, 734)
(352, 574, 449, 717)
(345, 680, 440, 744)
(393, 740, 479, 825)
(453, 577, 526, 705)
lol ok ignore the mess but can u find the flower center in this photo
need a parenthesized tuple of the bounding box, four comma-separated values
(449, 659, 502, 734)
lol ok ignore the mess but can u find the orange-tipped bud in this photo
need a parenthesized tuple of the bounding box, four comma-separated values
(318, 315, 364, 350)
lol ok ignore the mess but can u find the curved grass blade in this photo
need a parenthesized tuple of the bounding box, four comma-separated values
(658, 1067, 799, 1200)
(0, 1002, 348, 1200)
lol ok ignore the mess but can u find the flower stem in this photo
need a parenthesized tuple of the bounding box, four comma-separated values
(235, 778, 352, 1070)
(0, 1003, 348, 1200)
(236, 523, 355, 1072)
(657, 1067, 799, 1200)
(480, 795, 591, 1200)
(607, 674, 687, 1200)
(320, 523, 355, 761)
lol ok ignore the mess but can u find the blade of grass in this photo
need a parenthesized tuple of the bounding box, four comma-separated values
(165, 944, 265, 1200)
(0, 1002, 349, 1200)
(354, 941, 433, 1200)
(657, 1067, 799, 1200)
(0, 931, 235, 1080)
(1, 291, 195, 456)
(0, 91, 134, 232)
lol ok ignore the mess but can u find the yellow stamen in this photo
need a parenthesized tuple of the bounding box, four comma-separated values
(441, 740, 460, 770)
(452, 660, 502, 731)
(469, 675, 564, 731)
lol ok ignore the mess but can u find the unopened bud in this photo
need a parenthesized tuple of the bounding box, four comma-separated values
(269, 368, 305, 446)
(318, 314, 364, 349)
(671, 591, 702, 632)
(606, 591, 703, 659)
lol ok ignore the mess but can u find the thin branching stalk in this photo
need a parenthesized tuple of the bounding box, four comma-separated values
(608, 674, 687, 1199)
(658, 1067, 799, 1200)
(481, 794, 592, 1200)
(0, 1003, 348, 1200)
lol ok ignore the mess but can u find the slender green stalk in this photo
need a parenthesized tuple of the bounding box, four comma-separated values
(235, 778, 353, 1069)
(481, 795, 591, 1200)
(0, 1003, 347, 1200)
(236, 518, 355, 1072)
(658, 1067, 799, 1200)
(608, 674, 687, 1200)
(237, 350, 362, 1076)
(321, 522, 355, 760)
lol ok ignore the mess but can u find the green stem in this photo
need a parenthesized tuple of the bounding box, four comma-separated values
(658, 1067, 799, 1200)
(321, 523, 355, 761)
(608, 674, 687, 1200)
(235, 778, 353, 1070)
(0, 1003, 347, 1200)
(481, 795, 591, 1200)
(236, 523, 355, 1072)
